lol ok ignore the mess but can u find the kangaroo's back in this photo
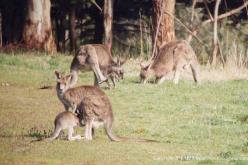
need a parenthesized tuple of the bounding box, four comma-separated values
(71, 44, 112, 70)
(152, 40, 197, 70)
(151, 41, 181, 73)
(64, 86, 113, 119)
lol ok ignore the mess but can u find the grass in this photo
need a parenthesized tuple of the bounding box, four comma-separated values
(0, 52, 248, 164)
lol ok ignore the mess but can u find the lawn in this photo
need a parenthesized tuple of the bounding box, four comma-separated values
(0, 53, 248, 165)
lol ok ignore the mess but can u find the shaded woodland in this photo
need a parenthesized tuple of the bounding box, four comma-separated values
(0, 0, 247, 67)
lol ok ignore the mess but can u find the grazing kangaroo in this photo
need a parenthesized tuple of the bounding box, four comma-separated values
(140, 40, 200, 84)
(70, 44, 125, 88)
(55, 71, 157, 142)
(104, 66, 124, 88)
(46, 111, 82, 141)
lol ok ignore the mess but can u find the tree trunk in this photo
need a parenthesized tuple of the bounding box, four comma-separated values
(152, 0, 175, 55)
(22, 0, 56, 53)
(103, 0, 114, 53)
(211, 0, 221, 67)
(55, 1, 67, 52)
(1, 1, 25, 46)
(69, 4, 76, 52)
(94, 0, 104, 44)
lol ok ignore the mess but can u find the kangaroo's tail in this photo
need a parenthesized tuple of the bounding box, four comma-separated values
(104, 118, 158, 143)
(43, 127, 62, 141)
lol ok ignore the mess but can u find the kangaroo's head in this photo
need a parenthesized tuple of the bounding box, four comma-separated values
(111, 57, 126, 79)
(74, 115, 81, 126)
(73, 45, 91, 66)
(111, 66, 124, 79)
(74, 111, 84, 126)
(139, 62, 151, 84)
(54, 71, 72, 93)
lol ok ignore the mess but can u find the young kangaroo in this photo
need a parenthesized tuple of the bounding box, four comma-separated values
(55, 71, 157, 142)
(104, 66, 124, 88)
(46, 111, 82, 141)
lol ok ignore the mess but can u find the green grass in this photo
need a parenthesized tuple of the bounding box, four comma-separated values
(0, 53, 248, 164)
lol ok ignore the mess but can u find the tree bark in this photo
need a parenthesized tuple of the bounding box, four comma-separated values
(22, 0, 56, 53)
(103, 0, 114, 53)
(152, 0, 175, 54)
(69, 4, 76, 52)
(211, 0, 221, 67)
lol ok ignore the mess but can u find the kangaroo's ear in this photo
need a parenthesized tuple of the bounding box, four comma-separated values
(77, 46, 87, 56)
(173, 43, 187, 55)
(54, 70, 61, 79)
(65, 74, 72, 82)
(119, 57, 127, 66)
(112, 57, 118, 65)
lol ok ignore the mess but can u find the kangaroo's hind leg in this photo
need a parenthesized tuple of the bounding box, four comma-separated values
(84, 118, 94, 141)
(87, 48, 107, 84)
(173, 69, 181, 84)
(68, 126, 81, 141)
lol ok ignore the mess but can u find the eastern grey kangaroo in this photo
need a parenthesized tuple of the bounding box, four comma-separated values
(55, 71, 157, 142)
(46, 111, 82, 141)
(140, 40, 200, 84)
(70, 44, 125, 88)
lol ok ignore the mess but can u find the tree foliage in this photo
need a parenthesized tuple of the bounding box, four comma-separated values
(0, 0, 247, 66)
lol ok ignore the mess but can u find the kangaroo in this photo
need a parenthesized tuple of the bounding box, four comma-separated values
(140, 40, 200, 84)
(70, 44, 125, 88)
(45, 111, 82, 141)
(55, 71, 157, 142)
(104, 66, 124, 88)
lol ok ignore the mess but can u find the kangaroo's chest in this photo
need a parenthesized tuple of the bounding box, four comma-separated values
(57, 93, 76, 108)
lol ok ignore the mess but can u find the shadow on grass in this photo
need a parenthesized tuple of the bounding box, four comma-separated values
(130, 79, 157, 84)
(232, 79, 248, 83)
(237, 115, 248, 124)
(0, 127, 55, 142)
(39, 85, 54, 90)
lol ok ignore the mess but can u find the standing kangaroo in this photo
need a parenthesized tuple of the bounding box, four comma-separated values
(140, 40, 200, 84)
(70, 44, 125, 88)
(55, 71, 157, 142)
(46, 111, 82, 141)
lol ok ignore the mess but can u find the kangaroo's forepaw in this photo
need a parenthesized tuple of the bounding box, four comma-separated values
(99, 78, 108, 84)
(75, 135, 82, 140)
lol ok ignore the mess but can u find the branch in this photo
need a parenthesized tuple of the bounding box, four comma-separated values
(187, 0, 197, 42)
(90, 0, 102, 13)
(204, 0, 225, 66)
(163, 11, 204, 45)
(151, 9, 163, 60)
(211, 0, 221, 66)
(202, 1, 248, 26)
(203, 0, 213, 21)
(243, 0, 248, 16)
(191, 0, 197, 24)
